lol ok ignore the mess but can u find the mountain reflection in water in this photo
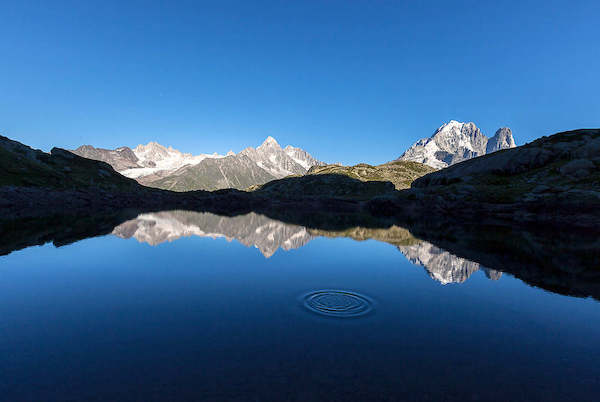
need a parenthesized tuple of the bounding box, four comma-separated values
(113, 211, 313, 258)
(1, 208, 598, 300)
(112, 210, 502, 285)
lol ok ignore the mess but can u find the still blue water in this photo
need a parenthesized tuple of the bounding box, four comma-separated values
(1, 220, 599, 401)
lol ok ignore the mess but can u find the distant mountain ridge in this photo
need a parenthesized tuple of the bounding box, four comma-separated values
(398, 120, 516, 168)
(73, 141, 226, 180)
(72, 136, 325, 191)
(70, 122, 514, 192)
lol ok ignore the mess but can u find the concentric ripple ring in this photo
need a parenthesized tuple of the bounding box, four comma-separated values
(302, 290, 373, 318)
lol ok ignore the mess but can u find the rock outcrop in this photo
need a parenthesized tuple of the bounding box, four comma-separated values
(0, 135, 140, 191)
(486, 127, 516, 153)
(72, 145, 141, 171)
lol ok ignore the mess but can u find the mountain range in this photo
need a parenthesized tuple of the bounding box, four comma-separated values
(72, 136, 325, 191)
(71, 120, 515, 192)
(398, 120, 516, 168)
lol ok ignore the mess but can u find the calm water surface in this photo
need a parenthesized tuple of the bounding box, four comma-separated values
(1, 212, 599, 401)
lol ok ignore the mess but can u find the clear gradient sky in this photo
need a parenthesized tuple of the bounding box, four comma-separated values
(1, 0, 599, 165)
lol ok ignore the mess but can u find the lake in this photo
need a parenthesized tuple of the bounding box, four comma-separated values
(1, 210, 599, 401)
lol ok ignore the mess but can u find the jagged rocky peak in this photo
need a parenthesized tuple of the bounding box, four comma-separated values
(398, 120, 516, 169)
(259, 136, 280, 148)
(284, 144, 325, 170)
(134, 141, 176, 160)
(239, 136, 324, 179)
(487, 127, 516, 153)
(433, 121, 487, 154)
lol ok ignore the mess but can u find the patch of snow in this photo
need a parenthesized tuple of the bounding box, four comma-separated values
(120, 141, 225, 178)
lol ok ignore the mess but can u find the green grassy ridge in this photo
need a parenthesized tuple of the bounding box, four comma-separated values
(249, 161, 436, 200)
(307, 161, 436, 190)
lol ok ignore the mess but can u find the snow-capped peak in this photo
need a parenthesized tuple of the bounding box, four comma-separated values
(398, 120, 516, 169)
(118, 141, 226, 179)
(442, 120, 463, 129)
(134, 141, 171, 156)
(237, 136, 324, 178)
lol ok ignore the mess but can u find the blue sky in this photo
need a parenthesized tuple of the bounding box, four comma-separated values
(1, 0, 598, 165)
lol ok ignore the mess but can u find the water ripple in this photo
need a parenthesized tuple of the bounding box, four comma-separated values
(302, 290, 373, 318)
